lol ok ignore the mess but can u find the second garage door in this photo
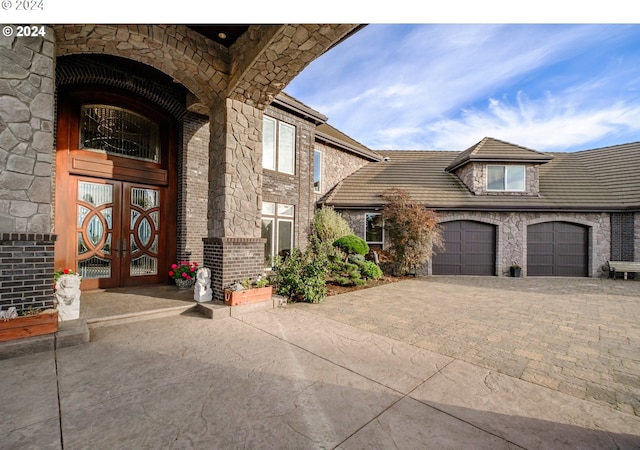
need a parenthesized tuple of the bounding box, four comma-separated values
(527, 221, 588, 276)
(432, 220, 496, 275)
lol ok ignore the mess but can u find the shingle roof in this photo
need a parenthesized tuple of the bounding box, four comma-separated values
(445, 137, 553, 172)
(316, 123, 382, 162)
(323, 140, 640, 212)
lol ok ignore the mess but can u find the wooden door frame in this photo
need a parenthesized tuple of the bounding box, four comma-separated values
(55, 84, 178, 289)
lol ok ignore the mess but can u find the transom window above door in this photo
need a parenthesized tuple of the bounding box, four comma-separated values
(80, 105, 160, 163)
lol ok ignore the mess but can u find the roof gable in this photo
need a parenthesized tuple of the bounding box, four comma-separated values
(445, 137, 553, 172)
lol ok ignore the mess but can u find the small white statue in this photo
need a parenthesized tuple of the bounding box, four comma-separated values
(55, 274, 82, 321)
(193, 267, 213, 302)
(0, 306, 18, 321)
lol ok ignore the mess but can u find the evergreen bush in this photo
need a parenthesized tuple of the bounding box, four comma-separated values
(333, 235, 369, 256)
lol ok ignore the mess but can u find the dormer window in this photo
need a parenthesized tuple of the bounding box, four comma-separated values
(487, 165, 525, 191)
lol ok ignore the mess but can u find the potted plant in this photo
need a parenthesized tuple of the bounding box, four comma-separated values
(224, 275, 273, 306)
(510, 260, 522, 277)
(0, 306, 58, 342)
(169, 261, 199, 289)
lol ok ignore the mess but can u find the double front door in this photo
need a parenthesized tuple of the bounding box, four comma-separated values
(55, 87, 178, 290)
(74, 177, 165, 289)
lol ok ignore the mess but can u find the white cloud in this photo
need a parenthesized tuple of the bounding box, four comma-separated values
(287, 24, 640, 152)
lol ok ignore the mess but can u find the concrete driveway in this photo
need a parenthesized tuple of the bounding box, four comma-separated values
(2, 277, 640, 449)
(303, 276, 640, 417)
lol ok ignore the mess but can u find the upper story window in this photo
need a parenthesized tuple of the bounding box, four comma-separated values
(313, 150, 322, 193)
(487, 165, 525, 191)
(263, 116, 295, 175)
(80, 105, 160, 163)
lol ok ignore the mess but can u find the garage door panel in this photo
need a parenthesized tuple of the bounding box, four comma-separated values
(527, 222, 588, 277)
(433, 221, 495, 275)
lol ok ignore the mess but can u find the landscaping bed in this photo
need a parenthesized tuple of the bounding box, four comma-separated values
(326, 275, 410, 296)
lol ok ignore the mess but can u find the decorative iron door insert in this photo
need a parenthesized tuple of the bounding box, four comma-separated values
(75, 178, 164, 288)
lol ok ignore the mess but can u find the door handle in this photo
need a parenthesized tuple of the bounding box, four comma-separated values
(122, 238, 128, 255)
(114, 239, 120, 257)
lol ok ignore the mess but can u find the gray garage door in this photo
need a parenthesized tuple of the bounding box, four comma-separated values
(527, 222, 588, 276)
(432, 220, 496, 275)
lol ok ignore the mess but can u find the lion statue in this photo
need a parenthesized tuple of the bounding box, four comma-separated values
(55, 274, 82, 321)
(193, 267, 213, 302)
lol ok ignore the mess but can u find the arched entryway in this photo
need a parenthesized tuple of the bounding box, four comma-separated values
(55, 85, 178, 290)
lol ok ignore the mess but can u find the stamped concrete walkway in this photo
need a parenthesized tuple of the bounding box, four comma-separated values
(306, 276, 640, 417)
(2, 277, 640, 448)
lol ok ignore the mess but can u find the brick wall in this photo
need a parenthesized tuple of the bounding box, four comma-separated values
(178, 112, 209, 264)
(262, 105, 316, 250)
(611, 212, 635, 261)
(203, 237, 264, 301)
(0, 233, 56, 312)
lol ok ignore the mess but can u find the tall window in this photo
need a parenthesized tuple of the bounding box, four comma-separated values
(263, 116, 295, 174)
(262, 202, 294, 267)
(487, 165, 525, 191)
(365, 213, 384, 248)
(313, 150, 322, 193)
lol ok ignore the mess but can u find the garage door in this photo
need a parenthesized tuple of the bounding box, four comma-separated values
(527, 222, 588, 276)
(432, 221, 496, 275)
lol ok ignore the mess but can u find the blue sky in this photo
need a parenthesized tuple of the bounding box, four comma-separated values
(286, 24, 640, 152)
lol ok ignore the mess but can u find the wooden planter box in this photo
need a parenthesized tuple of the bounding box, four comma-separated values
(0, 311, 58, 343)
(224, 287, 273, 306)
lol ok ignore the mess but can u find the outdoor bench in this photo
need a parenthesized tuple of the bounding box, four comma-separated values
(607, 261, 640, 280)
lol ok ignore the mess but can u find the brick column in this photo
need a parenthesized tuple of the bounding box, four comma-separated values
(204, 99, 265, 300)
(0, 27, 56, 311)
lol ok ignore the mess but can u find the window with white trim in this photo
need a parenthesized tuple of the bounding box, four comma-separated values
(313, 150, 322, 193)
(262, 116, 295, 174)
(365, 213, 384, 248)
(487, 165, 525, 191)
(262, 202, 294, 267)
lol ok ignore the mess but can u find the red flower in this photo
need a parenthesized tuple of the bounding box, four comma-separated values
(193, 262, 198, 266)
(182, 272, 187, 278)
(190, 267, 195, 272)
(169, 271, 174, 277)
(63, 269, 69, 274)
(171, 263, 178, 269)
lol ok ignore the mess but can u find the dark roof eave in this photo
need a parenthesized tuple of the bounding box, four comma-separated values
(315, 131, 382, 162)
(445, 156, 553, 173)
(271, 94, 327, 124)
(322, 202, 640, 213)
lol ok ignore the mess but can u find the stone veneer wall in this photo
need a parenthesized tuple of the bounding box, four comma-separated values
(203, 99, 265, 295)
(636, 212, 640, 263)
(178, 112, 209, 264)
(313, 142, 371, 202)
(337, 209, 611, 278)
(455, 163, 540, 196)
(1, 27, 56, 311)
(1, 27, 55, 234)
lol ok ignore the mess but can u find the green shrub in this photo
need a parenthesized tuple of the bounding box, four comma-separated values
(356, 260, 383, 280)
(273, 248, 328, 303)
(333, 235, 369, 256)
(312, 206, 354, 244)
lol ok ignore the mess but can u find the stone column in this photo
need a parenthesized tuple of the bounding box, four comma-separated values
(203, 98, 265, 300)
(0, 26, 57, 311)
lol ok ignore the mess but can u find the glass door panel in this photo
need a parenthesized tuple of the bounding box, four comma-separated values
(125, 184, 161, 280)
